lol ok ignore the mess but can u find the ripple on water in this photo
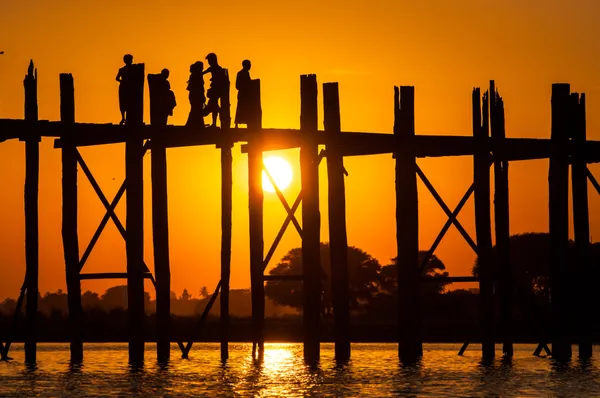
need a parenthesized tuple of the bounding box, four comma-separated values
(1, 343, 600, 396)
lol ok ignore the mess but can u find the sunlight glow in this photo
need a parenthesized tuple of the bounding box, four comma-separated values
(262, 156, 293, 193)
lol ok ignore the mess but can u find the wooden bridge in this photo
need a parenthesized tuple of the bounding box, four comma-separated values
(0, 60, 596, 365)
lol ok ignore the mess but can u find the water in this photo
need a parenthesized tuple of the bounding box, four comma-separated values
(1, 343, 599, 396)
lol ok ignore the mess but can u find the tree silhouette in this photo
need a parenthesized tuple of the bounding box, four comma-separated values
(378, 253, 450, 297)
(265, 243, 382, 314)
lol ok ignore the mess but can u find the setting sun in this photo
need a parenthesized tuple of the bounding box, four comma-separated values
(262, 156, 293, 193)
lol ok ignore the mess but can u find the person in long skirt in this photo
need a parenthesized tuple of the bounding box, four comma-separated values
(235, 59, 252, 128)
(186, 61, 206, 127)
(115, 54, 134, 125)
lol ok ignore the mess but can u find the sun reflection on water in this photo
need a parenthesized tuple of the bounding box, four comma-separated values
(2, 343, 600, 396)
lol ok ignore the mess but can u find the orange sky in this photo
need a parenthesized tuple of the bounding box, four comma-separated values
(1, 0, 600, 299)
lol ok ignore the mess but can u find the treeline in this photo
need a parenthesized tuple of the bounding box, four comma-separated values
(0, 286, 297, 318)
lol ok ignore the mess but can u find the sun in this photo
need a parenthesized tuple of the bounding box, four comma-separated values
(262, 156, 293, 193)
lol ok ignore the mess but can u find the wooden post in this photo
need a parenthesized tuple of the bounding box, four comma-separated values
(126, 63, 146, 364)
(248, 79, 264, 359)
(148, 72, 171, 362)
(473, 88, 494, 361)
(300, 74, 321, 363)
(571, 92, 591, 359)
(549, 83, 571, 361)
(490, 81, 512, 358)
(23, 60, 39, 364)
(323, 82, 350, 361)
(395, 86, 422, 362)
(60, 73, 83, 362)
(219, 70, 232, 361)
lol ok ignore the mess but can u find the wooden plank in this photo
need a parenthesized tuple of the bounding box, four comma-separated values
(60, 73, 83, 363)
(549, 83, 572, 361)
(80, 272, 153, 280)
(262, 274, 304, 281)
(395, 86, 422, 362)
(300, 74, 321, 363)
(420, 276, 478, 283)
(571, 92, 592, 359)
(473, 88, 495, 361)
(148, 73, 172, 363)
(490, 81, 512, 358)
(24, 60, 39, 364)
(126, 63, 146, 364)
(324, 82, 350, 362)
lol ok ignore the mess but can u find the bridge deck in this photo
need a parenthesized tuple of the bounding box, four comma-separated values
(1, 118, 600, 162)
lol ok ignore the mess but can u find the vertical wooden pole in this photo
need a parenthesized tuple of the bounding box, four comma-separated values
(473, 88, 495, 361)
(490, 81, 512, 358)
(571, 92, 591, 359)
(300, 74, 321, 363)
(219, 70, 232, 361)
(248, 79, 264, 359)
(126, 63, 146, 364)
(395, 86, 422, 362)
(23, 60, 39, 364)
(323, 82, 350, 361)
(148, 73, 171, 363)
(60, 73, 83, 362)
(549, 83, 571, 361)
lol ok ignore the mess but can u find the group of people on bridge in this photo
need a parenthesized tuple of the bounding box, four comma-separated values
(116, 53, 255, 128)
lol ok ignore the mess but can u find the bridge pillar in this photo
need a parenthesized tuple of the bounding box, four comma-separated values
(60, 73, 83, 363)
(395, 86, 422, 362)
(300, 74, 321, 363)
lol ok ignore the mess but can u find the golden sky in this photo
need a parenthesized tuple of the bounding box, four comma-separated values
(1, 0, 600, 299)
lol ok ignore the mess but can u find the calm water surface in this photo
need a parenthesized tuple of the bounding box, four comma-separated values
(1, 343, 599, 396)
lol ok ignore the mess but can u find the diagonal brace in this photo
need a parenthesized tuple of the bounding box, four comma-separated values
(75, 147, 156, 286)
(416, 164, 478, 255)
(179, 280, 222, 358)
(262, 150, 327, 270)
(263, 164, 303, 236)
(586, 168, 600, 195)
(420, 183, 475, 273)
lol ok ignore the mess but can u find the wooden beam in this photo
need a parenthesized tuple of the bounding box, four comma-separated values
(549, 83, 572, 361)
(490, 81, 513, 358)
(148, 73, 172, 363)
(248, 80, 265, 360)
(324, 82, 350, 362)
(420, 276, 478, 283)
(80, 272, 153, 280)
(126, 63, 146, 364)
(571, 92, 592, 359)
(219, 71, 232, 361)
(24, 60, 39, 364)
(300, 74, 322, 363)
(60, 73, 83, 363)
(419, 184, 475, 273)
(262, 274, 304, 281)
(473, 88, 494, 361)
(395, 86, 422, 362)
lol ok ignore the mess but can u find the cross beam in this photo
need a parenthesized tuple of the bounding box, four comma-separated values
(75, 146, 156, 286)
(419, 183, 475, 273)
(416, 164, 478, 255)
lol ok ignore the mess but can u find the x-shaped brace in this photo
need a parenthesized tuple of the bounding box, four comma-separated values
(587, 168, 600, 195)
(75, 145, 156, 286)
(262, 150, 327, 270)
(416, 164, 478, 262)
(419, 182, 475, 273)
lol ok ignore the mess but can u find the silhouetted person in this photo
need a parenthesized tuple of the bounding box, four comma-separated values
(116, 54, 134, 125)
(149, 68, 176, 126)
(186, 61, 206, 127)
(235, 59, 252, 128)
(203, 53, 226, 127)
